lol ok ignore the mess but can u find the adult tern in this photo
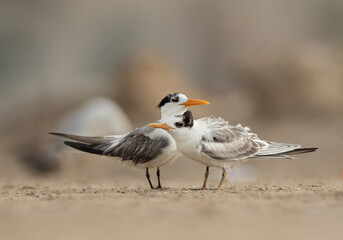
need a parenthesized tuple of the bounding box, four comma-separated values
(51, 94, 209, 189)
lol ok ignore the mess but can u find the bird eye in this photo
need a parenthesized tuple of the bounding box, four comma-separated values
(175, 122, 183, 128)
(172, 98, 178, 102)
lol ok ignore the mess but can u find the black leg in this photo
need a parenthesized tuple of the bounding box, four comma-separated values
(201, 166, 209, 190)
(156, 167, 162, 189)
(146, 167, 154, 189)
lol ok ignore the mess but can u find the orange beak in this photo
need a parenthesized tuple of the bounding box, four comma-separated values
(181, 99, 210, 107)
(147, 123, 175, 130)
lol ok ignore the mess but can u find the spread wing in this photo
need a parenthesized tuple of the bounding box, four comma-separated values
(198, 117, 266, 161)
(51, 127, 172, 165)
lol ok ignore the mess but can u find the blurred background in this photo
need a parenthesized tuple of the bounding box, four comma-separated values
(1, 0, 343, 185)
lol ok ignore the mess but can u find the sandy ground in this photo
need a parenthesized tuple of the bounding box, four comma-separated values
(1, 179, 343, 240)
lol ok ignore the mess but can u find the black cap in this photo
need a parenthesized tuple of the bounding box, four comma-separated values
(157, 93, 180, 109)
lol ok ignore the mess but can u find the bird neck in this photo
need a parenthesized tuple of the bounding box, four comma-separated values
(160, 106, 187, 120)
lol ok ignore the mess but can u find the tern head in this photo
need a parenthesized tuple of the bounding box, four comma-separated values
(157, 93, 209, 118)
(147, 110, 194, 134)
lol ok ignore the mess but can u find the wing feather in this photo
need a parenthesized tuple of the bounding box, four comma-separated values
(198, 117, 264, 160)
(53, 127, 171, 165)
(257, 141, 301, 156)
(196, 117, 316, 160)
(49, 132, 124, 144)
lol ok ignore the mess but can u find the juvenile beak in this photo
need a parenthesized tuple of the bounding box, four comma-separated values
(147, 123, 175, 130)
(181, 99, 210, 106)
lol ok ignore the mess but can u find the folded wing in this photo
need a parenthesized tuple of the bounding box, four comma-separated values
(50, 127, 172, 165)
(198, 117, 264, 160)
(197, 117, 317, 160)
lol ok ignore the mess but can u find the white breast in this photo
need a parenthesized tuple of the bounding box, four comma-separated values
(170, 120, 241, 169)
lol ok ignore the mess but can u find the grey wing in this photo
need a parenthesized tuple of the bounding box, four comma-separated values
(198, 117, 265, 160)
(62, 127, 172, 165)
(104, 127, 171, 164)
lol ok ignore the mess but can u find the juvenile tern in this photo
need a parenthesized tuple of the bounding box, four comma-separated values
(50, 94, 209, 189)
(147, 110, 317, 189)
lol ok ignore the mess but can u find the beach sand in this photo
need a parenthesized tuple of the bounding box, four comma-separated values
(1, 178, 343, 240)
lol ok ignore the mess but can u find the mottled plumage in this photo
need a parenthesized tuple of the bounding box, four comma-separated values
(198, 117, 263, 161)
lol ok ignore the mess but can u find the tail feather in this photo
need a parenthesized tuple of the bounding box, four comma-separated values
(281, 147, 318, 155)
(257, 141, 301, 156)
(50, 132, 124, 156)
(256, 147, 318, 159)
(64, 141, 105, 155)
(49, 132, 121, 144)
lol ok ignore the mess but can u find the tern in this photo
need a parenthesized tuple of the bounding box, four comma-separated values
(147, 110, 317, 190)
(50, 93, 209, 189)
